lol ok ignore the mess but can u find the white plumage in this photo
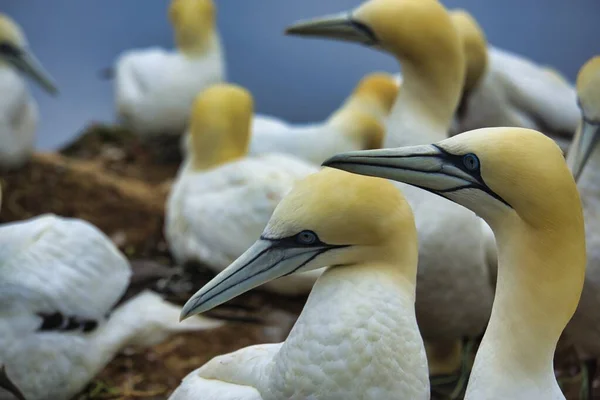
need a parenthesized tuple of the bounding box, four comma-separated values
(114, 0, 225, 136)
(455, 46, 579, 136)
(166, 83, 324, 296)
(248, 72, 398, 165)
(0, 13, 57, 169)
(170, 169, 430, 400)
(0, 215, 221, 400)
(166, 155, 321, 295)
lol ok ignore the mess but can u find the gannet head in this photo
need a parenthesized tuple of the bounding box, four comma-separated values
(566, 56, 600, 180)
(329, 72, 397, 149)
(450, 10, 488, 94)
(189, 83, 252, 170)
(285, 0, 464, 86)
(169, 0, 216, 54)
(180, 168, 418, 319)
(323, 127, 582, 230)
(351, 72, 400, 117)
(0, 13, 57, 94)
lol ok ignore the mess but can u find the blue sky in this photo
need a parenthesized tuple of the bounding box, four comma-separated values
(4, 0, 599, 149)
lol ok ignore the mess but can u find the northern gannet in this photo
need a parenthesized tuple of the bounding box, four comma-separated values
(323, 127, 586, 399)
(248, 72, 398, 164)
(170, 168, 430, 400)
(113, 0, 224, 136)
(165, 84, 321, 296)
(0, 13, 57, 169)
(0, 214, 222, 400)
(564, 55, 600, 398)
(448, 10, 579, 143)
(285, 0, 493, 378)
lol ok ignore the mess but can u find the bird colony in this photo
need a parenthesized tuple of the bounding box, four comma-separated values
(0, 0, 598, 399)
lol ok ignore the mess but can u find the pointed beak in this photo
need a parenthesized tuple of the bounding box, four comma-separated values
(285, 11, 379, 47)
(322, 146, 510, 207)
(6, 48, 58, 95)
(567, 119, 600, 181)
(323, 146, 477, 191)
(180, 238, 341, 320)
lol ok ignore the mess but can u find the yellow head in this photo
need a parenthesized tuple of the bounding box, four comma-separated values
(567, 56, 600, 179)
(285, 0, 464, 120)
(169, 0, 216, 54)
(350, 72, 400, 116)
(286, 0, 464, 90)
(450, 9, 488, 93)
(189, 83, 253, 170)
(180, 168, 418, 318)
(329, 72, 398, 149)
(0, 13, 57, 94)
(325, 127, 582, 231)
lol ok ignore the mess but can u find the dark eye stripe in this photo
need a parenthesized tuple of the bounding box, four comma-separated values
(0, 42, 22, 58)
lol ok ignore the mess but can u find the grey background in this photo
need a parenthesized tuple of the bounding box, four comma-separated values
(4, 0, 599, 150)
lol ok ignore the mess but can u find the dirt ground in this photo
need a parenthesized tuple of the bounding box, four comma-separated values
(1, 124, 596, 399)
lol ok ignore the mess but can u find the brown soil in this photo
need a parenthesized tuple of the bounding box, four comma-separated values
(1, 124, 597, 399)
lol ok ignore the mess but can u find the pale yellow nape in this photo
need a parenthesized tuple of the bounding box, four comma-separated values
(169, 0, 216, 54)
(449, 9, 488, 93)
(0, 13, 26, 49)
(576, 56, 600, 121)
(352, 72, 400, 114)
(353, 0, 464, 96)
(267, 168, 418, 269)
(442, 127, 586, 334)
(330, 72, 398, 150)
(189, 83, 253, 171)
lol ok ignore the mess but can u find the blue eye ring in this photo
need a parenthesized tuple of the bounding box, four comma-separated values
(463, 153, 480, 171)
(296, 230, 317, 245)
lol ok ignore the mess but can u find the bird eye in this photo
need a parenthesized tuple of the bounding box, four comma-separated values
(296, 230, 318, 245)
(0, 42, 21, 58)
(463, 153, 480, 171)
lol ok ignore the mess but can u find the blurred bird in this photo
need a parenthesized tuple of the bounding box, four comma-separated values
(448, 10, 579, 145)
(323, 127, 586, 400)
(249, 72, 398, 164)
(564, 55, 600, 400)
(286, 0, 494, 382)
(0, 214, 222, 400)
(0, 13, 57, 169)
(113, 0, 224, 137)
(165, 84, 323, 296)
(170, 168, 429, 400)
(181, 72, 395, 165)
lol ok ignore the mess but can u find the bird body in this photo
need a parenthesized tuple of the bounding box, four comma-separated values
(0, 66, 38, 168)
(166, 84, 323, 295)
(0, 214, 221, 400)
(114, 0, 225, 136)
(248, 72, 398, 164)
(450, 11, 579, 140)
(170, 168, 430, 400)
(285, 0, 493, 375)
(323, 127, 586, 399)
(564, 56, 600, 363)
(0, 13, 57, 169)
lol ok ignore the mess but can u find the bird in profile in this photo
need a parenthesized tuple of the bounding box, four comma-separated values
(170, 168, 430, 400)
(166, 83, 324, 296)
(322, 126, 586, 399)
(285, 0, 494, 385)
(0, 13, 58, 169)
(249, 72, 398, 164)
(112, 0, 225, 137)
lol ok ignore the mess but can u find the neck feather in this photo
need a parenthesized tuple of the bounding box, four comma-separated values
(468, 216, 585, 396)
(385, 61, 463, 147)
(265, 262, 428, 397)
